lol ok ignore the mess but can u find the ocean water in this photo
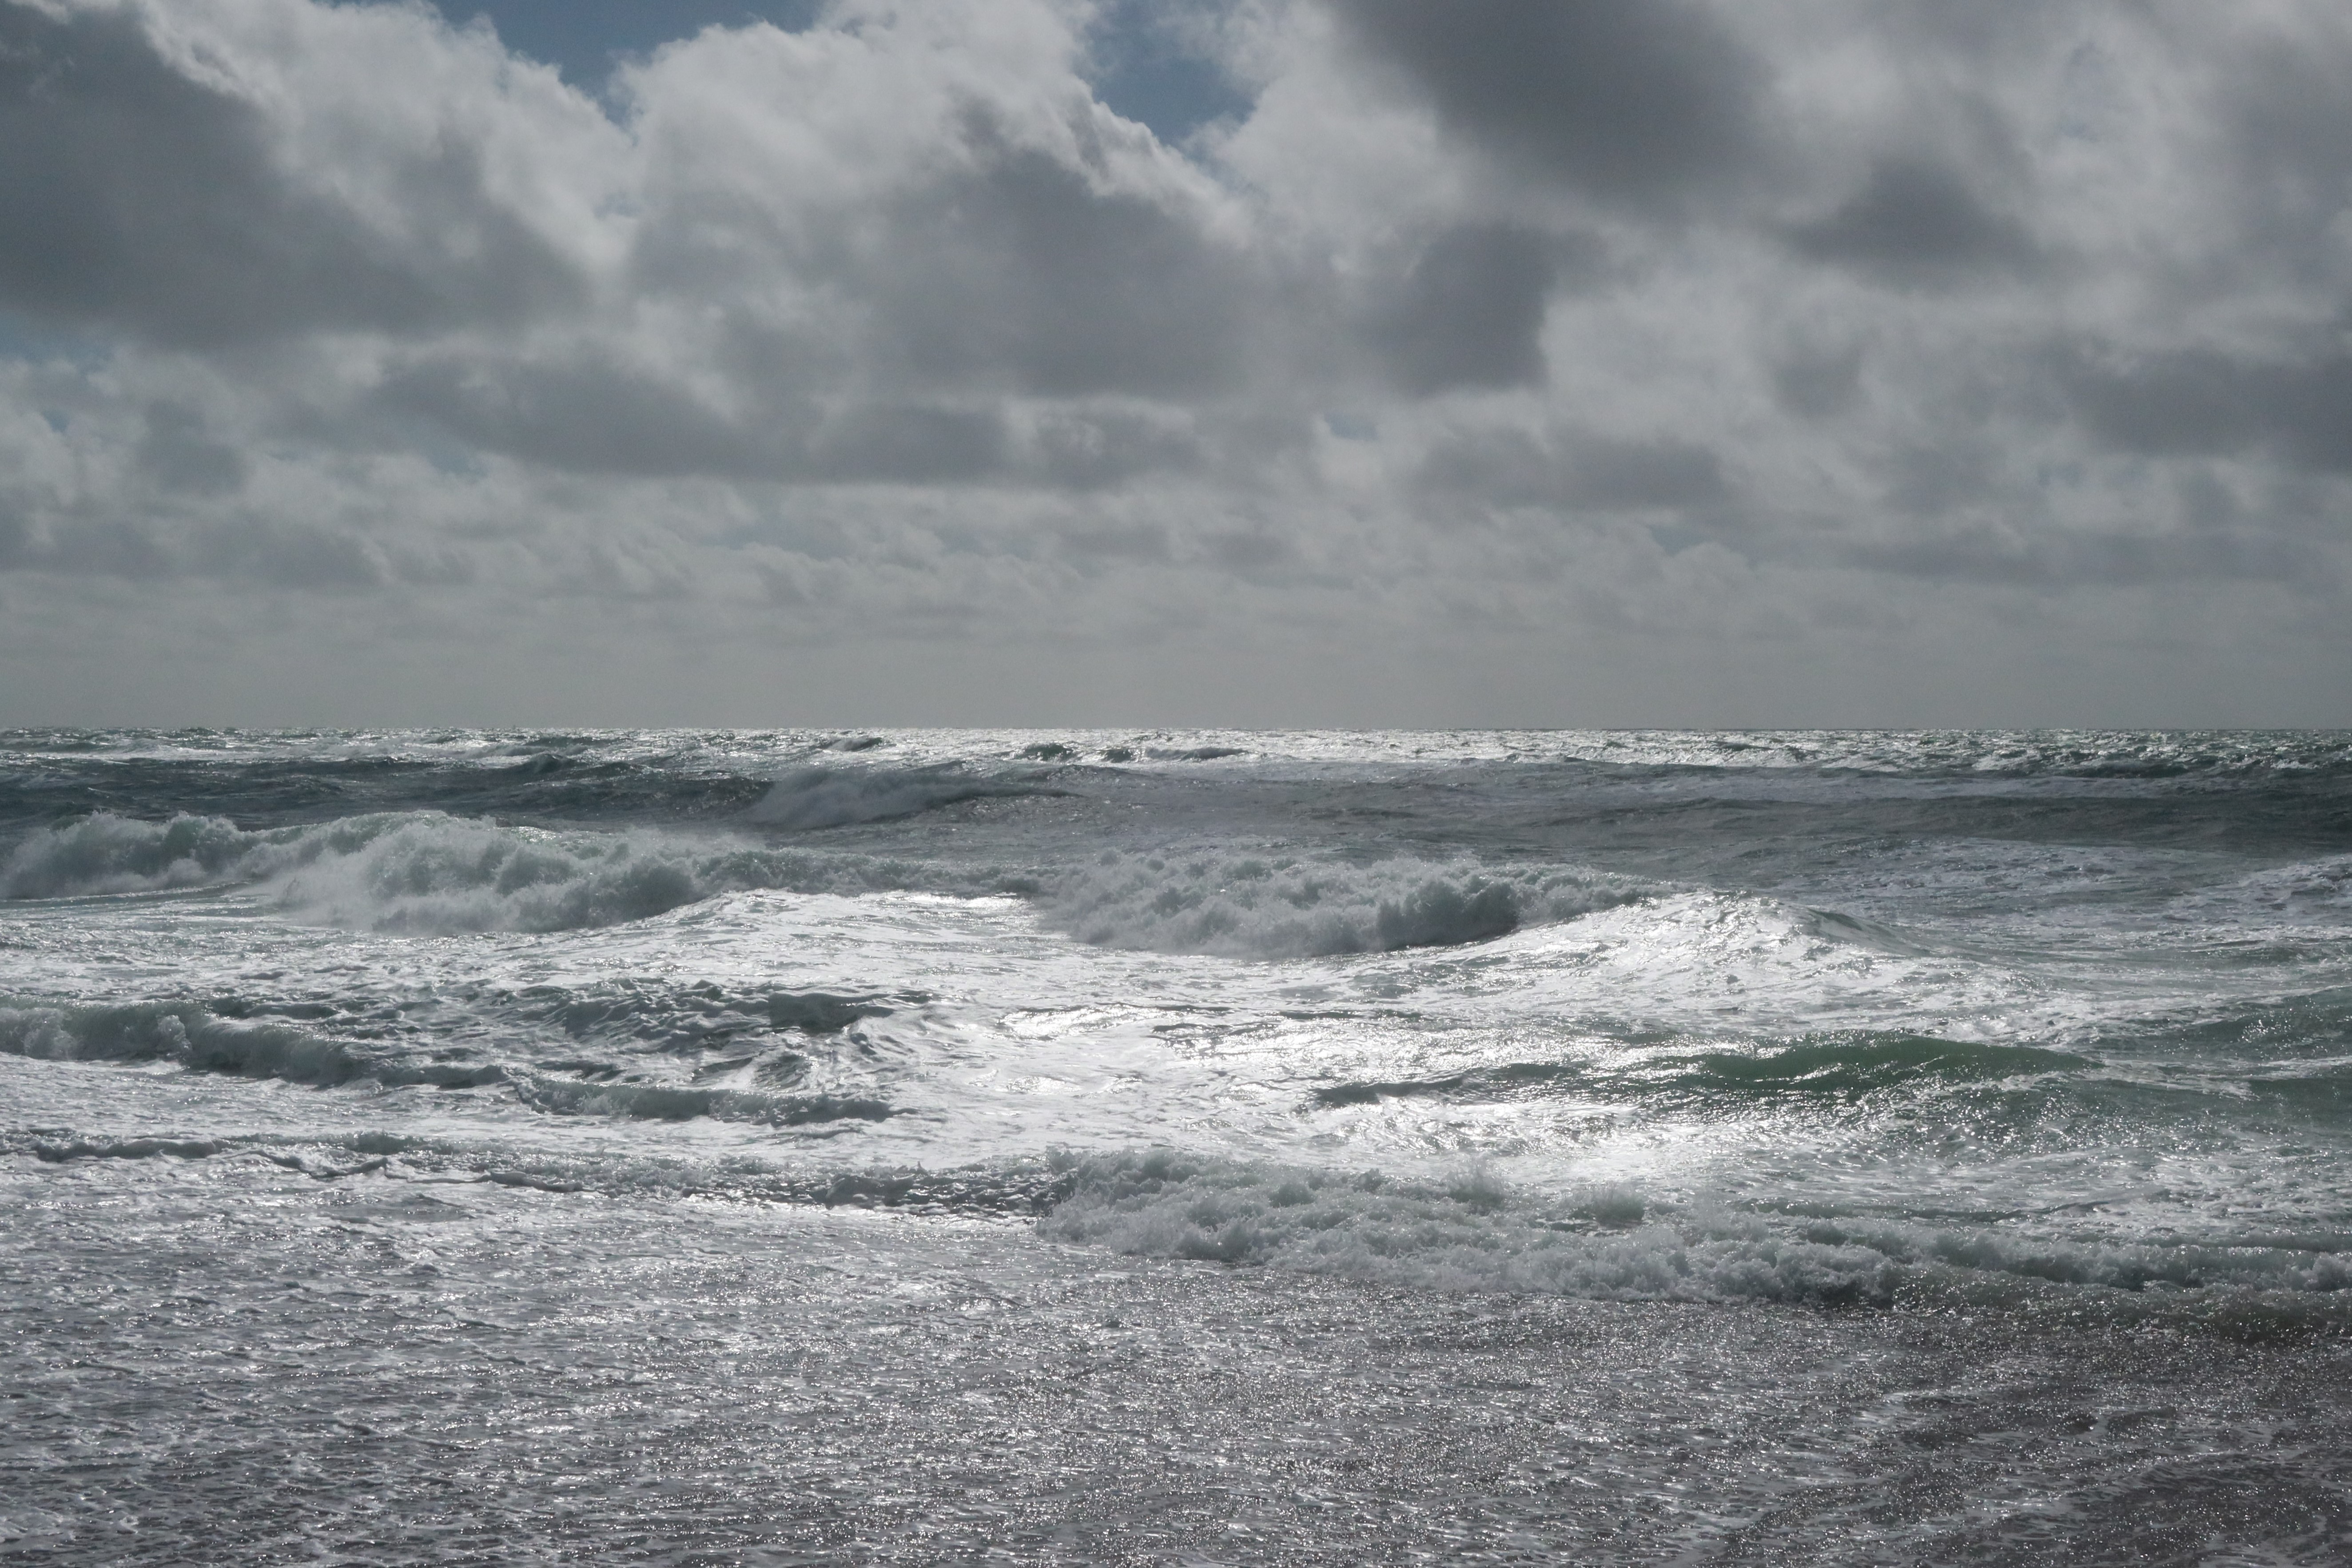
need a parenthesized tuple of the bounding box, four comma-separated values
(6, 727, 2352, 1562)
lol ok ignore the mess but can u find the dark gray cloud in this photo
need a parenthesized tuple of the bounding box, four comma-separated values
(135, 403, 247, 496)
(1883, 442, 1997, 519)
(1788, 159, 2040, 288)
(811, 404, 1011, 485)
(377, 353, 791, 478)
(1769, 343, 1864, 420)
(1845, 525, 2331, 589)
(0, 490, 394, 589)
(194, 518, 386, 591)
(1052, 517, 1173, 564)
(0, 1, 582, 348)
(2062, 346, 2352, 473)
(1369, 223, 1563, 395)
(1421, 429, 1728, 513)
(865, 147, 1259, 400)
(1329, 0, 1765, 206)
(380, 352, 1217, 490)
(1567, 438, 1730, 511)
(1028, 409, 1203, 490)
(2217, 32, 2352, 271)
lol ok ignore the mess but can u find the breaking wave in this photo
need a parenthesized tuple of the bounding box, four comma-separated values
(0, 810, 979, 932)
(1037, 850, 1648, 957)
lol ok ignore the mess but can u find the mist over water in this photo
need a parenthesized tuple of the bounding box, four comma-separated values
(8, 727, 2352, 1559)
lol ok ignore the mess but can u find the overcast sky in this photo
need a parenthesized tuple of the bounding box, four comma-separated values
(2, 0, 2348, 727)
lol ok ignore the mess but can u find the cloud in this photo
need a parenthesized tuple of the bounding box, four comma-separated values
(134, 402, 248, 495)
(0, 0, 2348, 725)
(1420, 428, 1729, 515)
(1327, 0, 1764, 208)
(852, 143, 1262, 400)
(1368, 223, 1564, 395)
(0, 0, 598, 347)
(2062, 346, 2352, 473)
(1787, 158, 2041, 288)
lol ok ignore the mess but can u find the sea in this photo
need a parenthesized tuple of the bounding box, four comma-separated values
(5, 727, 2352, 1563)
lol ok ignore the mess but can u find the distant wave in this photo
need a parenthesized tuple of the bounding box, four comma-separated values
(741, 762, 1056, 830)
(1526, 728, 2352, 779)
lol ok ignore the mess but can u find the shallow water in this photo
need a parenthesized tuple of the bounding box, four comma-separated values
(6, 728, 2352, 1559)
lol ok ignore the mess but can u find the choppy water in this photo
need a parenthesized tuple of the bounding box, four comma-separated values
(8, 728, 2352, 1560)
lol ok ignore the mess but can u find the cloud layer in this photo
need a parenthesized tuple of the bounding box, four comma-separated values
(1, 0, 2347, 724)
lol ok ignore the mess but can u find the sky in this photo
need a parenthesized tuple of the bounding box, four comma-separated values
(1, 0, 2348, 728)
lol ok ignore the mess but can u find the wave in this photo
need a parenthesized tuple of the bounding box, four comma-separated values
(2219, 853, 2352, 915)
(18, 1096, 2352, 1310)
(511, 1077, 891, 1126)
(0, 1001, 506, 1088)
(1528, 728, 2352, 780)
(0, 998, 898, 1126)
(1313, 1034, 2092, 1110)
(1040, 1151, 1899, 1304)
(0, 812, 267, 899)
(0, 809, 1646, 956)
(521, 983, 901, 1044)
(1038, 850, 1648, 957)
(741, 763, 1053, 830)
(1797, 1212, 2352, 1296)
(0, 810, 988, 931)
(1039, 1151, 2352, 1307)
(32, 1135, 230, 1162)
